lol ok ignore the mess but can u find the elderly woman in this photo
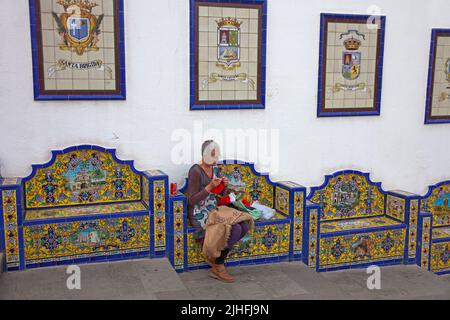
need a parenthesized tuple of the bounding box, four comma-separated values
(187, 140, 251, 283)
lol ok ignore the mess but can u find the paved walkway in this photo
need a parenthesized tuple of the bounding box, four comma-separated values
(0, 259, 449, 300)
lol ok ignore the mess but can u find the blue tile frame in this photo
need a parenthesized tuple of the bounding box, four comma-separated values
(28, 0, 126, 100)
(189, 0, 267, 110)
(424, 29, 450, 124)
(317, 13, 386, 117)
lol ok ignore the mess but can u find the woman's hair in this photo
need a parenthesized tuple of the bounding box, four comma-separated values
(201, 140, 215, 155)
(201, 140, 220, 165)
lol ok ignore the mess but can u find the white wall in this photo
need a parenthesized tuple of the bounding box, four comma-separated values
(0, 0, 449, 195)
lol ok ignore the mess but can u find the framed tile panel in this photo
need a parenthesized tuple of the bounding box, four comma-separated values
(317, 13, 386, 117)
(425, 29, 450, 124)
(190, 0, 267, 110)
(29, 0, 126, 100)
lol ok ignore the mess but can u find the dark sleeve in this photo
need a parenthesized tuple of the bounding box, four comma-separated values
(187, 167, 209, 234)
(187, 167, 210, 208)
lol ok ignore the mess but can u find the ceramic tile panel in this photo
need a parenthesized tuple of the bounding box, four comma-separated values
(421, 182, 450, 227)
(408, 200, 419, 259)
(420, 216, 431, 269)
(318, 13, 386, 117)
(319, 229, 406, 270)
(308, 208, 319, 268)
(187, 223, 290, 267)
(24, 215, 150, 264)
(309, 172, 385, 221)
(153, 180, 166, 252)
(142, 176, 149, 207)
(275, 187, 289, 215)
(24, 148, 142, 209)
(191, 0, 267, 110)
(217, 163, 274, 208)
(172, 200, 185, 270)
(293, 191, 304, 255)
(386, 195, 406, 222)
(425, 30, 450, 124)
(430, 241, 450, 273)
(30, 0, 126, 100)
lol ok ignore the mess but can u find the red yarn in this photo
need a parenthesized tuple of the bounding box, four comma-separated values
(210, 181, 225, 195)
(218, 195, 231, 206)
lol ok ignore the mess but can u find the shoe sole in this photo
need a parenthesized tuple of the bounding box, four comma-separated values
(208, 271, 235, 283)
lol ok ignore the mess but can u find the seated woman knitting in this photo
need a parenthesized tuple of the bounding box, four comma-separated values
(187, 140, 254, 283)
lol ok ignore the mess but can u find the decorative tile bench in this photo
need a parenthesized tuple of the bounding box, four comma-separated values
(418, 181, 450, 275)
(303, 171, 419, 272)
(167, 161, 306, 272)
(0, 145, 168, 271)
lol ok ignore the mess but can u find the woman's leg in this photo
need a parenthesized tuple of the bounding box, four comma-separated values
(227, 223, 243, 249)
(239, 222, 249, 239)
(215, 224, 242, 265)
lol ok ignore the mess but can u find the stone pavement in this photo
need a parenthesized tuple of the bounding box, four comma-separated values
(0, 258, 449, 300)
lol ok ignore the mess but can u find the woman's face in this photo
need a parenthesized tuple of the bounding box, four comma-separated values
(203, 142, 220, 166)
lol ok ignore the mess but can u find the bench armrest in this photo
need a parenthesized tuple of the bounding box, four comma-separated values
(385, 190, 420, 262)
(417, 212, 433, 270)
(143, 170, 169, 256)
(302, 201, 321, 268)
(0, 177, 24, 270)
(168, 193, 188, 272)
(275, 181, 306, 261)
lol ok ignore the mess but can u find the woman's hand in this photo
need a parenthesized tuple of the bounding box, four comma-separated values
(222, 177, 229, 187)
(205, 178, 222, 192)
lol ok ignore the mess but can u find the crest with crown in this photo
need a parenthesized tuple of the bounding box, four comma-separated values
(343, 37, 361, 51)
(216, 17, 242, 29)
(57, 0, 98, 13)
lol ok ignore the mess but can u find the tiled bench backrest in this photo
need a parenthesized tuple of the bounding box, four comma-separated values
(308, 171, 385, 221)
(217, 161, 275, 208)
(421, 181, 450, 227)
(180, 161, 276, 209)
(23, 146, 143, 209)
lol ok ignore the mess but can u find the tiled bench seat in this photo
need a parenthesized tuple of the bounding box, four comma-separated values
(303, 171, 419, 272)
(0, 145, 169, 271)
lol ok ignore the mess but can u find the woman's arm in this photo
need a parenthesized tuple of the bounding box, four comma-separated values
(187, 168, 210, 208)
(187, 167, 210, 236)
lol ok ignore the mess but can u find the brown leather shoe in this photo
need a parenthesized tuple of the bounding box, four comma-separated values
(209, 264, 235, 283)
